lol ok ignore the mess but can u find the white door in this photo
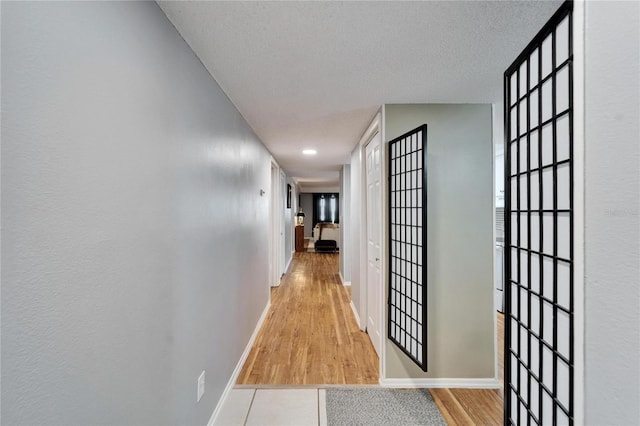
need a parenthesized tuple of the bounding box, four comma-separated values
(365, 132, 382, 356)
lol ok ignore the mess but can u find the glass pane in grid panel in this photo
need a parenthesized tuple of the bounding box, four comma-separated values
(531, 380, 540, 421)
(520, 102, 528, 136)
(512, 283, 519, 320)
(557, 309, 570, 359)
(530, 214, 540, 252)
(511, 106, 518, 141)
(543, 301, 554, 344)
(542, 390, 553, 426)
(558, 358, 570, 409)
(542, 213, 554, 255)
(520, 213, 528, 249)
(556, 16, 570, 65)
(520, 402, 529, 425)
(520, 250, 529, 287)
(557, 261, 570, 310)
(530, 174, 540, 213)
(519, 138, 528, 172)
(530, 48, 539, 90)
(511, 354, 519, 382)
(511, 73, 518, 106)
(511, 248, 519, 279)
(519, 62, 527, 98)
(530, 131, 539, 168)
(542, 255, 554, 299)
(541, 122, 553, 166)
(511, 318, 519, 351)
(511, 142, 519, 175)
(557, 407, 570, 426)
(520, 175, 528, 210)
(556, 65, 570, 113)
(511, 179, 519, 209)
(558, 212, 570, 259)
(557, 163, 570, 210)
(531, 294, 540, 334)
(530, 89, 540, 129)
(511, 390, 519, 423)
(557, 114, 570, 162)
(530, 253, 540, 293)
(542, 170, 554, 211)
(541, 79, 553, 123)
(542, 344, 554, 386)
(520, 288, 529, 327)
(541, 34, 553, 78)
(520, 325, 529, 360)
(530, 333, 540, 373)
(522, 364, 530, 398)
(511, 213, 519, 245)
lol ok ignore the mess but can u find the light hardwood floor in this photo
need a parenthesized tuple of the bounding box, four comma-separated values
(237, 252, 379, 385)
(237, 251, 505, 424)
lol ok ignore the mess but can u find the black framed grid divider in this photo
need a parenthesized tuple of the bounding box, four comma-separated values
(504, 1, 574, 425)
(388, 124, 428, 372)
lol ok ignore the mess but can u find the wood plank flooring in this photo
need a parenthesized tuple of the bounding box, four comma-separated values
(237, 251, 505, 424)
(237, 252, 379, 385)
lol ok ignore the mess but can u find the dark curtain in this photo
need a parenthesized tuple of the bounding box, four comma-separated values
(312, 193, 339, 228)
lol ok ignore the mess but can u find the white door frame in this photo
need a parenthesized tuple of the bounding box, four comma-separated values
(269, 160, 284, 287)
(357, 111, 385, 379)
(279, 169, 287, 276)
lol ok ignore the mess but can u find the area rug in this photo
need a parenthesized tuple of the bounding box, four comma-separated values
(305, 239, 315, 252)
(326, 388, 446, 426)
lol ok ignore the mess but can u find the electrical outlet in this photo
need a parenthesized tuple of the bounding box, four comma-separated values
(197, 370, 205, 402)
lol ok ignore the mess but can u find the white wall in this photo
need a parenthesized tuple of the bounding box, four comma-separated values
(349, 145, 364, 328)
(384, 104, 494, 380)
(583, 2, 640, 424)
(1, 2, 271, 424)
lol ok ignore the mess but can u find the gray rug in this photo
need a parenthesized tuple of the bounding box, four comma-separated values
(326, 388, 446, 426)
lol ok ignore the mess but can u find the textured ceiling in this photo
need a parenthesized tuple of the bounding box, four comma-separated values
(158, 1, 561, 189)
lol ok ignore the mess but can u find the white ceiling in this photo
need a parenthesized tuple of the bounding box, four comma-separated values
(158, 0, 561, 189)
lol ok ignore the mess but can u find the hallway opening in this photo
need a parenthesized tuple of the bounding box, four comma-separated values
(237, 252, 379, 385)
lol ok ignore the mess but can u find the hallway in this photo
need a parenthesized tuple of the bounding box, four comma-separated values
(237, 252, 379, 385)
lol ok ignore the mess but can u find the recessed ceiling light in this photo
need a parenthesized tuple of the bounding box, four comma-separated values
(302, 149, 317, 155)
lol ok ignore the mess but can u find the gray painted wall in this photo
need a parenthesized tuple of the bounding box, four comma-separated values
(299, 193, 314, 238)
(1, 2, 270, 424)
(384, 104, 494, 379)
(584, 2, 640, 424)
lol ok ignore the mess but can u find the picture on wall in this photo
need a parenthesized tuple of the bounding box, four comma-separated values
(286, 184, 292, 209)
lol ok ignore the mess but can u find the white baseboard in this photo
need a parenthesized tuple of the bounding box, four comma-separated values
(380, 377, 500, 389)
(207, 301, 271, 426)
(338, 272, 351, 286)
(285, 251, 294, 273)
(350, 300, 364, 331)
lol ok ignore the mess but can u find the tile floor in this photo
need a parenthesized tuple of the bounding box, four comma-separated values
(214, 388, 327, 426)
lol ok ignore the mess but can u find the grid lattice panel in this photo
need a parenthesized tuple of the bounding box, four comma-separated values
(388, 125, 428, 371)
(505, 3, 574, 425)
